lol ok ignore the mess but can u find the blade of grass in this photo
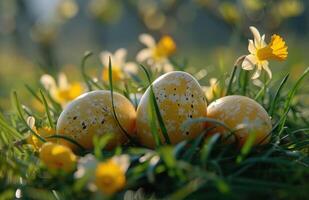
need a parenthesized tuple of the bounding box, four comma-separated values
(268, 74, 289, 117)
(0, 112, 22, 140)
(201, 133, 220, 166)
(81, 51, 94, 91)
(183, 131, 206, 161)
(12, 91, 46, 142)
(278, 67, 309, 135)
(47, 134, 85, 152)
(139, 64, 171, 145)
(108, 57, 134, 143)
(147, 93, 162, 147)
(226, 66, 238, 95)
(39, 90, 55, 129)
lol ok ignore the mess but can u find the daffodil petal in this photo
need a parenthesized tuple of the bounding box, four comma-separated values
(114, 48, 127, 67)
(242, 55, 257, 70)
(262, 61, 272, 79)
(100, 51, 113, 67)
(251, 66, 262, 79)
(139, 33, 156, 48)
(124, 62, 138, 74)
(136, 48, 152, 62)
(210, 78, 218, 85)
(250, 26, 261, 46)
(248, 39, 256, 54)
(26, 116, 36, 129)
(58, 73, 69, 89)
(40, 74, 57, 90)
(111, 155, 130, 173)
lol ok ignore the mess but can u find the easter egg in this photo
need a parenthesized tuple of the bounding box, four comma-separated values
(56, 90, 136, 150)
(206, 95, 272, 147)
(136, 71, 207, 148)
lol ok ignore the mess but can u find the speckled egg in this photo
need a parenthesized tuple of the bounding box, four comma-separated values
(206, 95, 272, 147)
(56, 90, 136, 150)
(136, 71, 207, 148)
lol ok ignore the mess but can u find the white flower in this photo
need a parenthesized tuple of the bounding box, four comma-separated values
(100, 48, 138, 82)
(242, 26, 288, 80)
(136, 33, 176, 73)
(40, 73, 84, 106)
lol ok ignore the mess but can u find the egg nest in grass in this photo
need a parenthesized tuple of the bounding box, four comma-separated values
(56, 90, 136, 150)
(136, 71, 207, 148)
(206, 95, 272, 147)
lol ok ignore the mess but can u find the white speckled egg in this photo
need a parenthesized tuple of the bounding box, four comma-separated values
(206, 95, 272, 147)
(136, 71, 207, 148)
(56, 90, 136, 150)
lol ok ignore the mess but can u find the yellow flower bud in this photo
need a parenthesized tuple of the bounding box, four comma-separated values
(39, 142, 77, 173)
(95, 160, 126, 195)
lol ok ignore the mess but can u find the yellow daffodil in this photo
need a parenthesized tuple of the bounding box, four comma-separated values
(136, 34, 176, 72)
(95, 155, 130, 195)
(100, 48, 138, 83)
(39, 142, 77, 173)
(202, 78, 226, 102)
(40, 73, 84, 106)
(26, 116, 56, 150)
(242, 26, 288, 80)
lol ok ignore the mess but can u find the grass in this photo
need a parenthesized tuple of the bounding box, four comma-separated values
(0, 53, 309, 200)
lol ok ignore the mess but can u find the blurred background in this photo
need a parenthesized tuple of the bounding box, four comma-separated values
(0, 0, 308, 109)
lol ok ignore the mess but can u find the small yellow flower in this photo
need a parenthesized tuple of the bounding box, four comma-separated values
(40, 73, 84, 106)
(95, 160, 125, 195)
(242, 26, 288, 79)
(95, 155, 129, 195)
(137, 34, 176, 72)
(39, 142, 77, 173)
(100, 48, 138, 83)
(202, 78, 226, 102)
(26, 116, 56, 150)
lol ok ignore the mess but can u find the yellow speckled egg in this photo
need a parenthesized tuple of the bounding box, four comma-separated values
(56, 90, 136, 150)
(136, 71, 207, 148)
(206, 95, 272, 147)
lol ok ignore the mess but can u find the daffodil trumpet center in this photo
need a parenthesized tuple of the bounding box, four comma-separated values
(153, 35, 176, 59)
(256, 34, 288, 62)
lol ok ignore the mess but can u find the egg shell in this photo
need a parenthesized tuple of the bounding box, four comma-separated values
(206, 95, 272, 147)
(136, 71, 207, 148)
(56, 90, 136, 150)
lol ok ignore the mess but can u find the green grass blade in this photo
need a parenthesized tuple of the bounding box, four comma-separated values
(226, 65, 238, 95)
(108, 57, 134, 143)
(80, 51, 94, 91)
(278, 67, 309, 134)
(12, 91, 46, 143)
(47, 134, 85, 152)
(39, 90, 55, 129)
(139, 64, 171, 145)
(201, 133, 220, 165)
(268, 74, 289, 116)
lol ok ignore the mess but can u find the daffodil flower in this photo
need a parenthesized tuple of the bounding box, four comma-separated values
(95, 155, 130, 195)
(39, 142, 77, 173)
(26, 116, 56, 150)
(242, 26, 288, 80)
(136, 34, 176, 72)
(202, 78, 226, 102)
(100, 48, 138, 83)
(40, 73, 84, 106)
